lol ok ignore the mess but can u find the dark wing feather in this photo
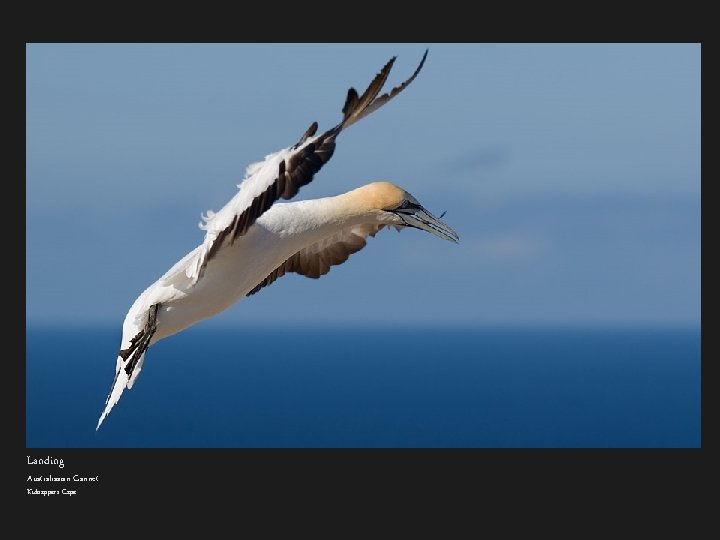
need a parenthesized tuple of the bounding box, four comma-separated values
(206, 133, 337, 261)
(247, 224, 388, 296)
(340, 49, 428, 130)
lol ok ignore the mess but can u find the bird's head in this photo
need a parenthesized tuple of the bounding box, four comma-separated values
(351, 181, 459, 243)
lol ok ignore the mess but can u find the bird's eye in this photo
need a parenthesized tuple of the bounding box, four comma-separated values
(395, 200, 421, 213)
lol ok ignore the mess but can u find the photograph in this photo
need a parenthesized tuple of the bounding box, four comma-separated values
(25, 44, 700, 458)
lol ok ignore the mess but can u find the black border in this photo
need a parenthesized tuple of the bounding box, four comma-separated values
(17, 13, 711, 526)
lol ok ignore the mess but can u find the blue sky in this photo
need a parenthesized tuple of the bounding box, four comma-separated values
(26, 43, 700, 326)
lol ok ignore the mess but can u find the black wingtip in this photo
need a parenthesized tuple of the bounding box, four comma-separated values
(414, 49, 429, 77)
(342, 88, 360, 117)
(294, 121, 319, 148)
(336, 50, 428, 132)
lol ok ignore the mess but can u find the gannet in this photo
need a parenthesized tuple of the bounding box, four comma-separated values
(97, 50, 459, 429)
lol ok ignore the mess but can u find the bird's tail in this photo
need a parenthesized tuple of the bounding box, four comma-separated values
(97, 304, 158, 430)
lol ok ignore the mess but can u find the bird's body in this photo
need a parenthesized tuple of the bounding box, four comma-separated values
(97, 50, 458, 429)
(125, 183, 412, 345)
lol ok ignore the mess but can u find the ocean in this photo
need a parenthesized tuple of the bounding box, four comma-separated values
(25, 325, 700, 448)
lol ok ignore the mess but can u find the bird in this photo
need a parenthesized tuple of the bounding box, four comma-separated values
(96, 49, 459, 430)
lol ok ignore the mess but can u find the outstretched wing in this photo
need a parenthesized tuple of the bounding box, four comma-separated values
(187, 50, 428, 283)
(247, 223, 405, 296)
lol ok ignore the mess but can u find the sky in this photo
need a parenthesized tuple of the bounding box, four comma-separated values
(25, 43, 700, 327)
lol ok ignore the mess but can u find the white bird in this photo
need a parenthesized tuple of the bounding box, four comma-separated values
(97, 50, 458, 430)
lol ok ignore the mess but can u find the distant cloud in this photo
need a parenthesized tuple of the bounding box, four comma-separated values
(470, 233, 544, 261)
(438, 145, 509, 176)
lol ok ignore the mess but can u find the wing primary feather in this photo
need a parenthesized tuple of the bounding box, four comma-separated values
(340, 56, 396, 129)
(341, 88, 360, 118)
(339, 49, 427, 130)
(294, 121, 319, 148)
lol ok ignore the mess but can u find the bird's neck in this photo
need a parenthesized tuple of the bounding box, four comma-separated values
(265, 191, 378, 235)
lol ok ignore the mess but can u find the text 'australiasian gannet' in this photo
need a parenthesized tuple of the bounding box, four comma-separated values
(97, 49, 459, 429)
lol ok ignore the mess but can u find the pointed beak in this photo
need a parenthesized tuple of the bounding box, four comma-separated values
(397, 205, 459, 243)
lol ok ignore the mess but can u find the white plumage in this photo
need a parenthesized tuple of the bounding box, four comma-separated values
(97, 50, 458, 429)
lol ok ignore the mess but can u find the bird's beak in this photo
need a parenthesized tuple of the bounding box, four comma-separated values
(397, 205, 459, 243)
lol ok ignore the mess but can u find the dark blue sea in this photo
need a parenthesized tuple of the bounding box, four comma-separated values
(25, 325, 700, 448)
